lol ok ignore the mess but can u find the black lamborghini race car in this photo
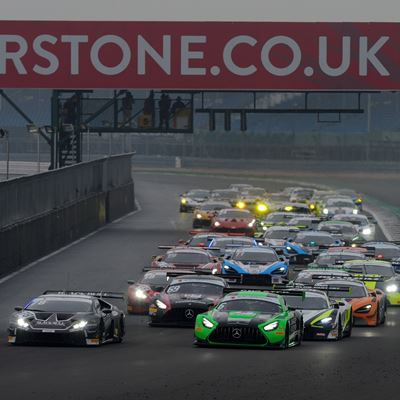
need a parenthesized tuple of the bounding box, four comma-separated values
(8, 291, 125, 346)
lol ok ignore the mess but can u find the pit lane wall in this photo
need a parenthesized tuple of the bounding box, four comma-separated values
(0, 153, 135, 277)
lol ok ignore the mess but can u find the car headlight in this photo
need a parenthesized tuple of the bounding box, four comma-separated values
(257, 203, 268, 212)
(323, 208, 329, 215)
(309, 203, 316, 210)
(386, 284, 398, 293)
(284, 206, 293, 212)
(17, 318, 29, 328)
(236, 201, 246, 209)
(355, 304, 372, 313)
(135, 289, 147, 299)
(72, 320, 88, 330)
(196, 213, 202, 219)
(352, 209, 358, 215)
(181, 198, 187, 204)
(262, 226, 267, 231)
(272, 266, 287, 275)
(214, 221, 221, 227)
(320, 317, 333, 324)
(156, 299, 168, 310)
(362, 228, 372, 235)
(263, 321, 279, 331)
(223, 265, 235, 272)
(202, 318, 214, 328)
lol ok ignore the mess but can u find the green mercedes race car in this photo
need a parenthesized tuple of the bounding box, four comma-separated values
(194, 289, 303, 349)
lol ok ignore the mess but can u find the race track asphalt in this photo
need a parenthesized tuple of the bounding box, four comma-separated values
(0, 171, 398, 400)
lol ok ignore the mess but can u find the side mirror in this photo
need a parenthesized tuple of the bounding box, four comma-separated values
(213, 258, 219, 263)
(225, 255, 231, 260)
(151, 255, 157, 260)
(279, 256, 287, 262)
(127, 280, 135, 285)
(287, 306, 296, 312)
(178, 239, 185, 245)
(102, 309, 112, 314)
(14, 306, 23, 311)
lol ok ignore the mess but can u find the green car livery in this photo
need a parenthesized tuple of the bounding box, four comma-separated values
(194, 290, 303, 349)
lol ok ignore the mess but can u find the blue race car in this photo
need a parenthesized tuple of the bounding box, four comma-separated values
(207, 236, 259, 258)
(221, 247, 288, 279)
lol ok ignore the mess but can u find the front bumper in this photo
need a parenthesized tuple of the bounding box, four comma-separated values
(353, 314, 377, 326)
(8, 328, 96, 346)
(303, 326, 338, 340)
(149, 306, 208, 327)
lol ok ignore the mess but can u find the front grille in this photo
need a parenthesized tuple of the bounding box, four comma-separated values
(161, 307, 206, 324)
(209, 325, 266, 344)
(17, 331, 85, 346)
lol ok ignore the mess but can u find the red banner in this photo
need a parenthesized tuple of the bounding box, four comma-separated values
(0, 21, 399, 90)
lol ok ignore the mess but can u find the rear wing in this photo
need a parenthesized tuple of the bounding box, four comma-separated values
(43, 290, 125, 299)
(350, 274, 385, 282)
(310, 273, 351, 280)
(220, 274, 284, 287)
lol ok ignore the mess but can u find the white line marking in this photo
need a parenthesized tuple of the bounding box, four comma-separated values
(0, 199, 142, 286)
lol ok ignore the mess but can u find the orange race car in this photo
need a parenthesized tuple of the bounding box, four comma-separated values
(314, 278, 387, 327)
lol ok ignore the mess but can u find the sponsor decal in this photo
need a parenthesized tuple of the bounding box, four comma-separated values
(0, 21, 398, 89)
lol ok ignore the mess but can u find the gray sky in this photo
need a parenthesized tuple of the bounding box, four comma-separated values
(1, 0, 400, 21)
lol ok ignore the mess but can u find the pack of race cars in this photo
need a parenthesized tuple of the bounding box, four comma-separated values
(8, 185, 400, 349)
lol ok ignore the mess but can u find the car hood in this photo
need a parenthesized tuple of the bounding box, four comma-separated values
(211, 310, 276, 326)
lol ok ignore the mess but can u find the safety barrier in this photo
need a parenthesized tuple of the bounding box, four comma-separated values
(0, 154, 135, 276)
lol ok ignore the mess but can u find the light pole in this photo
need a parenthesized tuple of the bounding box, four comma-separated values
(0, 128, 10, 180)
(26, 124, 40, 172)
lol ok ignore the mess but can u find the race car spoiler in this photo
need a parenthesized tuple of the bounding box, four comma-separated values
(350, 274, 385, 282)
(43, 290, 125, 299)
(220, 274, 285, 286)
(310, 273, 351, 280)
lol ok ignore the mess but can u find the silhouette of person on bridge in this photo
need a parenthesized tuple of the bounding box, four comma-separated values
(158, 93, 171, 130)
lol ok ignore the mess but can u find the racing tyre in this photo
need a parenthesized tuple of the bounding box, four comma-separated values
(380, 306, 386, 325)
(375, 308, 380, 327)
(115, 317, 124, 343)
(283, 323, 289, 349)
(346, 314, 353, 338)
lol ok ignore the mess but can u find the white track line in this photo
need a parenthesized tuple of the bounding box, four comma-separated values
(0, 200, 142, 286)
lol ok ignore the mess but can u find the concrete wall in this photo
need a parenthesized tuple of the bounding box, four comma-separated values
(0, 154, 135, 277)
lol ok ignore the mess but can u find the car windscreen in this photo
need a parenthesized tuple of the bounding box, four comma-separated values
(217, 299, 281, 313)
(188, 236, 215, 246)
(166, 282, 223, 296)
(317, 284, 367, 298)
(141, 271, 169, 285)
(218, 210, 251, 219)
(26, 297, 93, 312)
(187, 190, 209, 198)
(212, 191, 238, 200)
(284, 295, 329, 310)
(244, 188, 265, 196)
(265, 214, 289, 223)
(200, 204, 227, 211)
(326, 199, 354, 207)
(164, 252, 210, 264)
(264, 229, 292, 239)
(212, 238, 254, 248)
(319, 225, 356, 234)
(375, 247, 400, 259)
(315, 254, 358, 265)
(231, 250, 278, 263)
(294, 233, 336, 246)
(334, 215, 368, 226)
(364, 265, 395, 277)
